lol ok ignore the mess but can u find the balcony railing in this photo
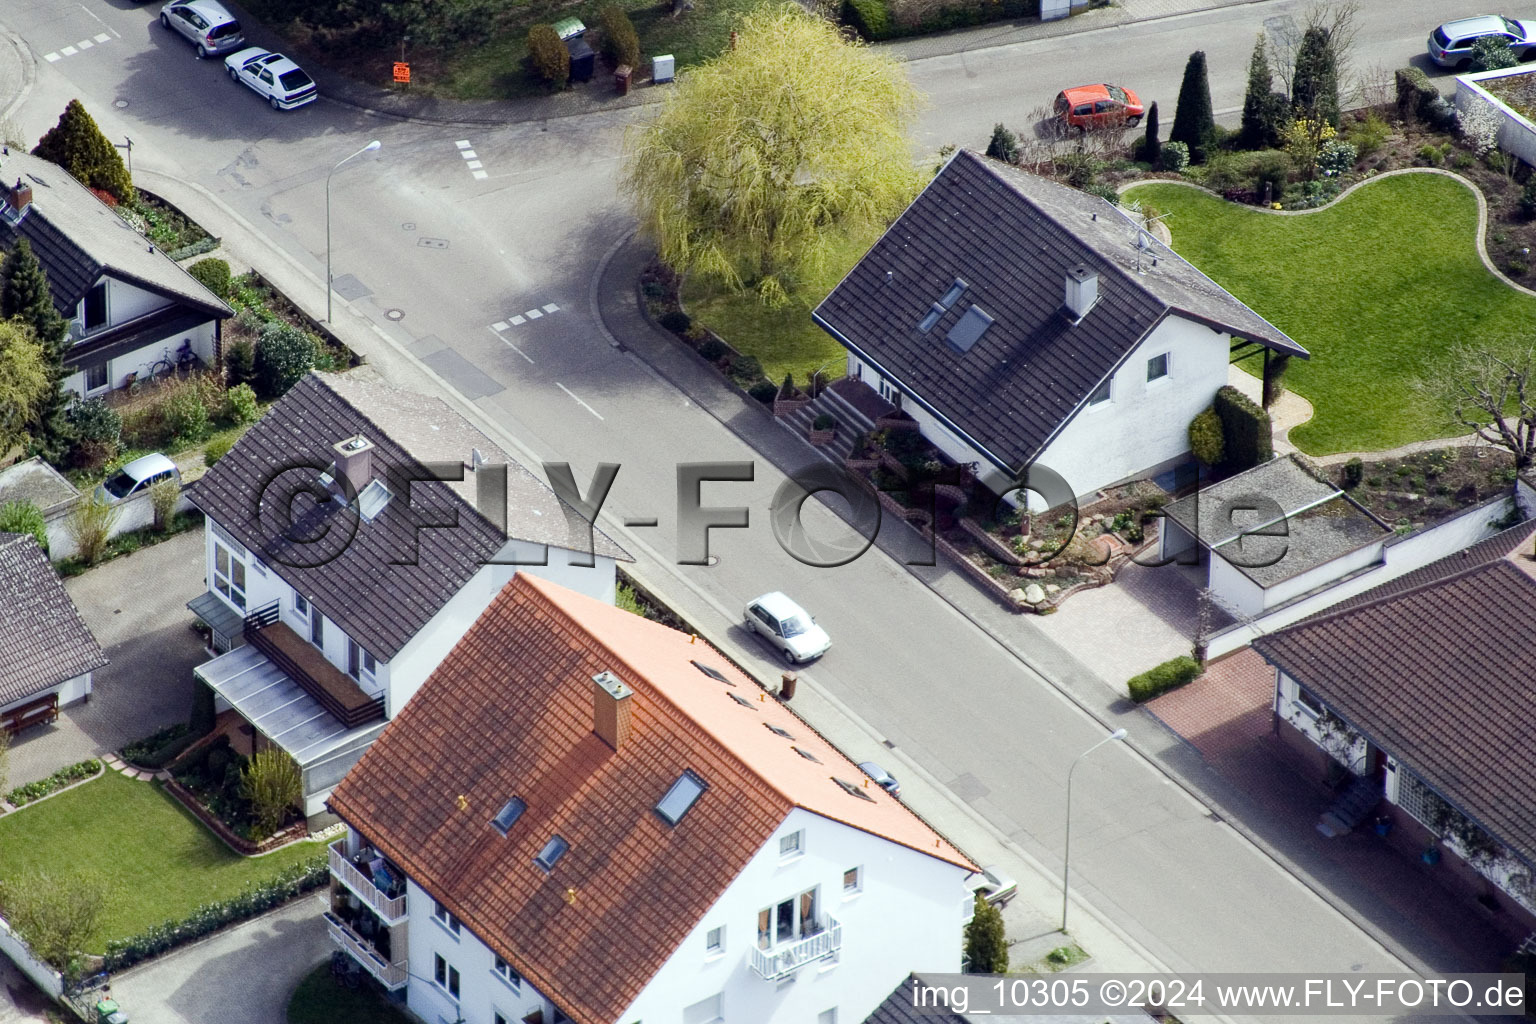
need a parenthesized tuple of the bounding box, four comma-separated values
(749, 917, 841, 981)
(325, 912, 408, 990)
(244, 603, 384, 728)
(328, 840, 408, 923)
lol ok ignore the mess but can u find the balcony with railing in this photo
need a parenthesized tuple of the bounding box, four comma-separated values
(328, 839, 408, 923)
(325, 912, 408, 990)
(244, 603, 384, 728)
(749, 917, 841, 981)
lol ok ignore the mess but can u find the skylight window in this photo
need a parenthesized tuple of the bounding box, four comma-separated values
(939, 279, 968, 309)
(833, 777, 877, 803)
(946, 305, 994, 354)
(728, 692, 755, 709)
(533, 836, 569, 872)
(691, 660, 733, 685)
(918, 303, 944, 333)
(491, 797, 526, 836)
(655, 769, 708, 825)
(793, 746, 822, 763)
(357, 478, 393, 522)
(765, 723, 795, 740)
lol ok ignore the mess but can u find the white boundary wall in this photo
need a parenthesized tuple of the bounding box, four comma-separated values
(1455, 64, 1536, 167)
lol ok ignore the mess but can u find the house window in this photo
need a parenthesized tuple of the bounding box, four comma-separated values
(1146, 353, 1169, 382)
(842, 867, 861, 894)
(1396, 768, 1443, 829)
(82, 283, 107, 330)
(85, 363, 107, 391)
(213, 542, 246, 610)
(758, 888, 822, 949)
(682, 993, 723, 1024)
(293, 593, 308, 618)
(433, 954, 459, 999)
(495, 1015, 508, 1024)
(432, 900, 461, 935)
(779, 831, 803, 858)
(705, 926, 724, 955)
(493, 955, 521, 990)
(1087, 378, 1112, 406)
(347, 639, 375, 681)
(310, 609, 324, 648)
(1294, 685, 1323, 717)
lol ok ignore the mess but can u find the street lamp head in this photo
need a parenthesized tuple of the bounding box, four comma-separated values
(1109, 728, 1128, 741)
(363, 140, 382, 153)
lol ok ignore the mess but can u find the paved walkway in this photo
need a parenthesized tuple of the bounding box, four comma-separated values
(1146, 649, 1519, 971)
(8, 531, 205, 788)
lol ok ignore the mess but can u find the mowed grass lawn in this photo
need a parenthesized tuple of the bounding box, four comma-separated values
(0, 772, 326, 953)
(682, 231, 877, 386)
(1124, 174, 1536, 454)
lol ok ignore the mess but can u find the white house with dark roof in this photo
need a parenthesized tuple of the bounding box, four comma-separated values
(183, 371, 631, 821)
(0, 532, 106, 736)
(813, 150, 1308, 503)
(0, 151, 232, 397)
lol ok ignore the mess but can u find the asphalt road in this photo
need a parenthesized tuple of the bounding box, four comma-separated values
(0, 0, 1497, 1007)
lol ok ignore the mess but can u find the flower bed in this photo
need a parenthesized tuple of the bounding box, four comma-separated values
(5, 760, 102, 808)
(120, 723, 197, 771)
(169, 736, 301, 848)
(1331, 447, 1518, 532)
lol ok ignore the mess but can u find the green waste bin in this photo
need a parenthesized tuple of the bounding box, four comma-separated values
(96, 998, 129, 1024)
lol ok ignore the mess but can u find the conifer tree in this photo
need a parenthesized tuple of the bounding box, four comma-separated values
(1170, 51, 1216, 164)
(32, 99, 134, 203)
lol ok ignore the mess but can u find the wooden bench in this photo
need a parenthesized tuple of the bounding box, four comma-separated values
(1, 693, 59, 736)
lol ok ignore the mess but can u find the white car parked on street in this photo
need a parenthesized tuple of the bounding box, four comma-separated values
(743, 591, 831, 665)
(224, 48, 317, 110)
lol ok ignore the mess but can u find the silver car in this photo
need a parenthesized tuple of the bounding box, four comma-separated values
(1427, 14, 1536, 68)
(95, 453, 179, 505)
(744, 591, 831, 665)
(160, 0, 245, 58)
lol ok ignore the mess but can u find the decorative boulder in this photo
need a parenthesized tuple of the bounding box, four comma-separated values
(1023, 583, 1046, 604)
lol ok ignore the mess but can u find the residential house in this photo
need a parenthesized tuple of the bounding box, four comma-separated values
(1252, 521, 1536, 932)
(325, 572, 978, 1024)
(0, 151, 232, 398)
(0, 532, 106, 735)
(184, 371, 631, 821)
(812, 150, 1308, 503)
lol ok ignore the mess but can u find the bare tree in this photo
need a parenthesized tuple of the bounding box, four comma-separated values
(1417, 341, 1536, 468)
(1353, 61, 1395, 110)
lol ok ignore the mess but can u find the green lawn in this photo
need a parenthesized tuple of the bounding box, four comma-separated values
(681, 231, 876, 387)
(1123, 174, 1536, 454)
(0, 773, 327, 953)
(287, 964, 416, 1024)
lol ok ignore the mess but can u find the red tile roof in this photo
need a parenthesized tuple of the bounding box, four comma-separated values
(329, 573, 973, 1024)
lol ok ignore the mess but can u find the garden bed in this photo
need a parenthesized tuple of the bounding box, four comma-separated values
(1331, 447, 1519, 532)
(117, 191, 217, 261)
(4, 759, 103, 809)
(169, 735, 303, 850)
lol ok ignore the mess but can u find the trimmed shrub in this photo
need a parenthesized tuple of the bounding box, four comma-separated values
(187, 258, 231, 299)
(120, 723, 193, 769)
(0, 500, 48, 553)
(1170, 51, 1215, 163)
(727, 353, 765, 387)
(748, 380, 778, 403)
(658, 310, 691, 333)
(778, 372, 796, 398)
(1188, 407, 1224, 466)
(842, 0, 892, 39)
(149, 478, 180, 532)
(1140, 101, 1160, 167)
(1160, 141, 1190, 174)
(1262, 351, 1291, 407)
(1212, 384, 1273, 471)
(222, 337, 256, 389)
(528, 24, 570, 86)
(599, 5, 642, 69)
(813, 413, 836, 430)
(1127, 655, 1202, 702)
(204, 434, 236, 467)
(1343, 456, 1364, 489)
(1252, 152, 1291, 200)
(1239, 35, 1278, 149)
(224, 382, 258, 424)
(1394, 67, 1439, 123)
(1522, 179, 1536, 219)
(698, 337, 729, 362)
(985, 123, 1020, 164)
(253, 322, 314, 399)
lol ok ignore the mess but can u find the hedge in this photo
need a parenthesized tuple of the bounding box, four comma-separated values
(103, 856, 328, 971)
(528, 24, 570, 86)
(1188, 406, 1224, 467)
(1127, 655, 1202, 702)
(844, 0, 1037, 40)
(842, 0, 891, 38)
(6, 760, 102, 807)
(1394, 67, 1440, 123)
(121, 724, 196, 770)
(598, 5, 641, 69)
(1212, 384, 1272, 472)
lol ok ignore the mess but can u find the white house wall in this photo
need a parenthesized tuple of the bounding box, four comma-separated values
(60, 319, 217, 398)
(103, 276, 166, 325)
(0, 671, 91, 716)
(1260, 537, 1385, 610)
(1275, 671, 1368, 774)
(619, 806, 969, 1024)
(1033, 317, 1229, 501)
(1207, 552, 1265, 620)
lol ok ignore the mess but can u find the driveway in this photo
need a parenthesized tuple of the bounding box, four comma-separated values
(112, 893, 329, 1024)
(7, 531, 206, 788)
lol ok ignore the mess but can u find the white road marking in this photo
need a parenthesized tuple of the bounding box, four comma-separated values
(542, 303, 559, 313)
(488, 326, 533, 364)
(524, 309, 542, 319)
(455, 140, 471, 148)
(79, 5, 119, 37)
(557, 383, 604, 420)
(465, 160, 482, 170)
(77, 39, 93, 50)
(60, 45, 76, 55)
(44, 52, 60, 62)
(471, 170, 488, 180)
(491, 321, 510, 332)
(509, 315, 525, 326)
(93, 33, 110, 43)
(460, 150, 477, 160)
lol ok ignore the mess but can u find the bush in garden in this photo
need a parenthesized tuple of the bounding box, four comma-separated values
(222, 337, 256, 389)
(203, 434, 235, 467)
(1212, 384, 1272, 471)
(698, 337, 728, 362)
(985, 123, 1019, 164)
(187, 258, 231, 299)
(66, 396, 122, 469)
(149, 477, 180, 532)
(1343, 456, 1363, 489)
(528, 24, 570, 86)
(1316, 139, 1356, 177)
(240, 748, 302, 840)
(813, 413, 836, 430)
(1127, 655, 1202, 702)
(1521, 179, 1536, 219)
(1394, 67, 1439, 123)
(253, 321, 314, 399)
(747, 380, 778, 403)
(1457, 102, 1503, 158)
(1137, 101, 1160, 167)
(0, 870, 106, 974)
(67, 495, 119, 565)
(163, 389, 208, 444)
(1471, 35, 1519, 72)
(658, 310, 691, 333)
(727, 353, 765, 387)
(1239, 35, 1279, 150)
(1422, 95, 1456, 132)
(1252, 152, 1291, 200)
(842, 0, 892, 40)
(0, 500, 48, 553)
(598, 5, 641, 69)
(1188, 407, 1224, 467)
(1059, 151, 1098, 187)
(1159, 141, 1189, 174)
(1083, 183, 1119, 205)
(224, 382, 258, 424)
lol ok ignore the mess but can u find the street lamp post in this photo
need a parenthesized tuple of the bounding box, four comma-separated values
(1061, 727, 1128, 933)
(325, 140, 381, 323)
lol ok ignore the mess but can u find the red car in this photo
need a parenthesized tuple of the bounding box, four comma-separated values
(1054, 84, 1145, 132)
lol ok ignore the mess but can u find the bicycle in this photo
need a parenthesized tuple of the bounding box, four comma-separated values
(148, 340, 196, 379)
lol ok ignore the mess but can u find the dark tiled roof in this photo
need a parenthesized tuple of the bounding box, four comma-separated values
(185, 372, 626, 660)
(0, 151, 230, 320)
(1253, 525, 1536, 863)
(329, 574, 972, 1024)
(813, 150, 1305, 472)
(0, 533, 106, 707)
(1322, 520, 1534, 615)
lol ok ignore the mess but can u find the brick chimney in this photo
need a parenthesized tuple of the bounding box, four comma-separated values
(592, 670, 633, 751)
(7, 179, 31, 215)
(330, 435, 374, 498)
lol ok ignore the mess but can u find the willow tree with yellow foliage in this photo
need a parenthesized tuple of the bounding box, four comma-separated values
(622, 4, 924, 306)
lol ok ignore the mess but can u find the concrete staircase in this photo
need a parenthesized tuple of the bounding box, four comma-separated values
(777, 382, 883, 463)
(1317, 774, 1383, 837)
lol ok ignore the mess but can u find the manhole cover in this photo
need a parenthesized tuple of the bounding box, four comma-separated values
(417, 237, 449, 249)
(113, 99, 128, 109)
(401, 221, 416, 231)
(384, 309, 405, 321)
